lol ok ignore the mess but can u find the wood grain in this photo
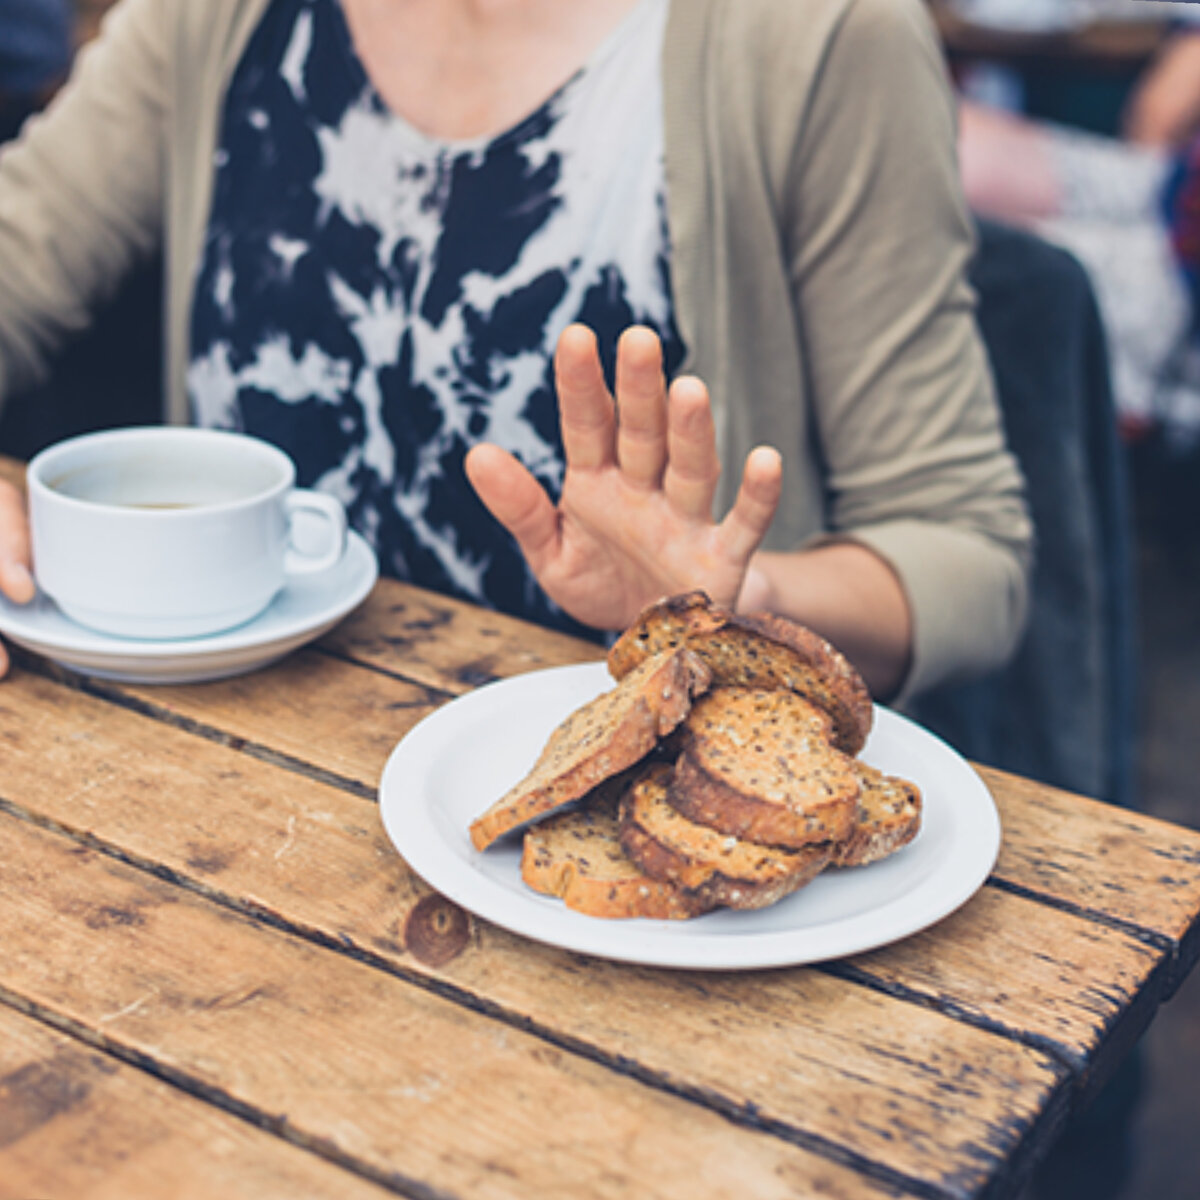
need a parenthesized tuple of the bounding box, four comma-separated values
(983, 765, 1200, 989)
(0, 812, 900, 1200)
(319, 579, 605, 694)
(63, 646, 448, 792)
(0, 669, 1140, 1198)
(34, 579, 605, 792)
(3, 444, 1199, 1200)
(0, 1005, 396, 1200)
(65, 625, 1200, 958)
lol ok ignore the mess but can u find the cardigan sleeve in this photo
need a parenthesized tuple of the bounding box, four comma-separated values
(0, 0, 168, 404)
(784, 0, 1034, 701)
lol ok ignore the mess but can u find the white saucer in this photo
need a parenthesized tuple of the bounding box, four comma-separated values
(0, 531, 378, 684)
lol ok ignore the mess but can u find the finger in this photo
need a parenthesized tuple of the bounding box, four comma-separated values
(555, 324, 615, 472)
(0, 480, 35, 604)
(464, 443, 561, 576)
(614, 326, 668, 490)
(662, 374, 721, 519)
(0, 640, 9, 680)
(718, 445, 783, 563)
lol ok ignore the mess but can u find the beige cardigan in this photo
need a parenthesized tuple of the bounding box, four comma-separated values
(0, 0, 1032, 698)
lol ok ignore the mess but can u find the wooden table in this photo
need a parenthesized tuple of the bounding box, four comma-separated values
(1, 467, 1199, 1199)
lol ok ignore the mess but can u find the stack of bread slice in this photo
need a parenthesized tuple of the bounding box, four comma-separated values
(468, 591, 922, 920)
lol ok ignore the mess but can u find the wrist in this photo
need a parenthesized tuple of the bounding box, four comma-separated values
(734, 558, 774, 615)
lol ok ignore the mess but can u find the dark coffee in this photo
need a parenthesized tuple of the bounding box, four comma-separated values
(125, 502, 201, 510)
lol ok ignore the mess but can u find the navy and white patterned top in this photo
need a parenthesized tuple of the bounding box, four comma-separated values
(188, 0, 684, 633)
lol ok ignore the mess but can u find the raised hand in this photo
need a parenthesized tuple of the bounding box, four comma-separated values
(465, 323, 782, 632)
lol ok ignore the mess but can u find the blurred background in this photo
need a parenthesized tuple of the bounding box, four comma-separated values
(930, 9, 1200, 1191)
(1, 3, 1197, 1197)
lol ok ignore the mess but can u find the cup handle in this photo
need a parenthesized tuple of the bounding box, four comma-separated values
(283, 490, 348, 576)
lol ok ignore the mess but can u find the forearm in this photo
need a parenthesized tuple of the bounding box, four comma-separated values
(738, 542, 912, 702)
(956, 99, 1062, 224)
(772, 0, 1030, 699)
(1123, 31, 1200, 148)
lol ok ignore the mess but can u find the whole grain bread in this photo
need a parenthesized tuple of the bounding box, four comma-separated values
(469, 647, 711, 851)
(667, 687, 861, 849)
(520, 772, 714, 920)
(831, 762, 923, 867)
(606, 591, 873, 755)
(619, 764, 832, 910)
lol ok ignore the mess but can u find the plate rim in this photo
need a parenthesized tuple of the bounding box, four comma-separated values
(378, 661, 1001, 971)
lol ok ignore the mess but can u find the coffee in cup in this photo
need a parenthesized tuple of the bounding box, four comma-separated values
(27, 426, 348, 639)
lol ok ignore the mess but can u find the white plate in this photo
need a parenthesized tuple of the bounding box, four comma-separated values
(0, 531, 378, 684)
(379, 661, 1001, 970)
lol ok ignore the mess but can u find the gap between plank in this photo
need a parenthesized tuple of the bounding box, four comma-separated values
(0, 793, 1008, 1200)
(0, 984, 459, 1200)
(27, 653, 1193, 971)
(33, 654, 1193, 1026)
(10, 659, 1163, 1066)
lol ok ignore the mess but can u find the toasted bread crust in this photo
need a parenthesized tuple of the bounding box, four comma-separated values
(520, 782, 713, 920)
(831, 762, 923, 867)
(666, 688, 860, 849)
(606, 591, 873, 754)
(668, 752, 857, 849)
(469, 648, 711, 851)
(619, 766, 832, 909)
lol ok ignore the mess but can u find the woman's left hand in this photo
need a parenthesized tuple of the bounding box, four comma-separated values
(465, 323, 782, 632)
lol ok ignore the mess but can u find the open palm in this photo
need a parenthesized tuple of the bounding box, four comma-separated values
(465, 324, 782, 632)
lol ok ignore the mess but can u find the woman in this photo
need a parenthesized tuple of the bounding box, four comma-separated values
(0, 0, 1031, 701)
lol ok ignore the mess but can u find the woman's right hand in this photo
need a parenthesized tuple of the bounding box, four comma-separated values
(0, 478, 36, 678)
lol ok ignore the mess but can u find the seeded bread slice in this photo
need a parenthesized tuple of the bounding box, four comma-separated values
(619, 764, 832, 910)
(667, 687, 860, 849)
(469, 647, 712, 851)
(831, 762, 923, 867)
(606, 591, 873, 755)
(520, 774, 714, 920)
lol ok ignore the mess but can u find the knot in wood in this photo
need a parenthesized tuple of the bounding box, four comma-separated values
(403, 894, 471, 966)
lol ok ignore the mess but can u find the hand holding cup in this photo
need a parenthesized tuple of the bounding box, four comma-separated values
(4, 428, 347, 660)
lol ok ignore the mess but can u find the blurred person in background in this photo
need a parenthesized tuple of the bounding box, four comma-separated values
(958, 54, 1200, 452)
(950, 0, 1200, 449)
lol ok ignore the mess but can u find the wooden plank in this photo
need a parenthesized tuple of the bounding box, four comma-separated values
(843, 884, 1160, 1054)
(66, 641, 1200, 960)
(0, 1005, 397, 1200)
(0, 813, 905, 1200)
(34, 584, 603, 792)
(319, 578, 605, 694)
(0, 672, 1093, 1198)
(56, 647, 448, 793)
(983, 766, 1200, 981)
(837, 886, 1167, 1105)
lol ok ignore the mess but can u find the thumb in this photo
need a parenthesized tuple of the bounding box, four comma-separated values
(464, 444, 561, 575)
(0, 479, 35, 605)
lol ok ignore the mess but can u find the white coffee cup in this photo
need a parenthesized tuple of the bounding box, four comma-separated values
(27, 426, 348, 639)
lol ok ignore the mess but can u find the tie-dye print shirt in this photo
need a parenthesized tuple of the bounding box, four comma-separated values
(187, 0, 683, 633)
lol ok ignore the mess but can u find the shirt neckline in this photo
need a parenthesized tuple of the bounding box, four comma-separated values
(330, 0, 662, 155)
